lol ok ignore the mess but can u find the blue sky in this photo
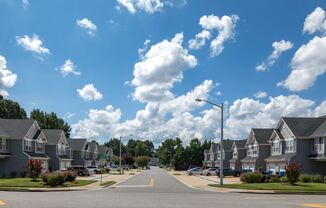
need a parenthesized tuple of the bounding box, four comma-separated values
(0, 0, 326, 144)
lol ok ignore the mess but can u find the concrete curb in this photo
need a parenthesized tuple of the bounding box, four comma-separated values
(0, 187, 85, 192)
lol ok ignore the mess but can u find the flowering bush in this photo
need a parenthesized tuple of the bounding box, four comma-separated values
(26, 160, 43, 181)
(41, 172, 67, 186)
(62, 170, 77, 182)
(240, 173, 265, 183)
(286, 162, 302, 185)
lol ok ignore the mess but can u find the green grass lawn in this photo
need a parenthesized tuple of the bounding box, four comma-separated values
(101, 181, 116, 186)
(0, 178, 96, 188)
(209, 183, 326, 193)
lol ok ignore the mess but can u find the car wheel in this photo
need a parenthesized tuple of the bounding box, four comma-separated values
(189, 172, 193, 176)
(78, 172, 83, 176)
(207, 173, 210, 176)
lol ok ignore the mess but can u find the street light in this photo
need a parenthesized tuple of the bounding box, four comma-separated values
(119, 134, 133, 174)
(196, 98, 224, 186)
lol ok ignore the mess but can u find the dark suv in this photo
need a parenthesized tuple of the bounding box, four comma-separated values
(68, 166, 91, 176)
(216, 168, 241, 177)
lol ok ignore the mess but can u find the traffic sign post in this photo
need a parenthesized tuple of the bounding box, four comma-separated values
(99, 155, 106, 185)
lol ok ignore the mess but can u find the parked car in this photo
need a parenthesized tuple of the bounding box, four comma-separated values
(201, 167, 218, 176)
(186, 167, 203, 175)
(68, 166, 92, 176)
(216, 168, 241, 177)
(87, 166, 101, 174)
(121, 165, 130, 170)
(108, 164, 122, 172)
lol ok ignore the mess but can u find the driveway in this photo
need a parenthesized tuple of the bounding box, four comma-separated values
(0, 167, 325, 208)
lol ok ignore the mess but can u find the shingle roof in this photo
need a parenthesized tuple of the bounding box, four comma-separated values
(67, 138, 87, 150)
(88, 141, 98, 152)
(0, 119, 35, 139)
(25, 152, 49, 159)
(210, 143, 218, 152)
(252, 128, 274, 144)
(265, 153, 295, 162)
(311, 120, 326, 137)
(98, 145, 108, 154)
(233, 140, 247, 149)
(42, 129, 63, 145)
(282, 117, 326, 138)
(223, 139, 235, 150)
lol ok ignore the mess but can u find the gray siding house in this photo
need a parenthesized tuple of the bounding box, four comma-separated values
(43, 129, 73, 171)
(241, 128, 274, 171)
(229, 140, 247, 170)
(265, 116, 326, 175)
(68, 138, 92, 167)
(215, 139, 234, 169)
(88, 141, 100, 166)
(0, 119, 49, 177)
(203, 143, 218, 168)
(98, 145, 113, 165)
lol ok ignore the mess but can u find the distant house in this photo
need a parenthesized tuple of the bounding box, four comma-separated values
(265, 116, 326, 175)
(43, 129, 73, 171)
(241, 128, 274, 171)
(215, 139, 234, 169)
(98, 145, 113, 166)
(203, 143, 218, 168)
(229, 140, 247, 170)
(0, 119, 49, 176)
(68, 138, 92, 167)
(88, 141, 100, 166)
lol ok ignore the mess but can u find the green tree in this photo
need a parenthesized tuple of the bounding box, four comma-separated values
(126, 139, 137, 157)
(122, 153, 134, 167)
(0, 95, 27, 119)
(105, 138, 126, 156)
(156, 138, 182, 166)
(143, 140, 154, 157)
(135, 141, 150, 157)
(172, 146, 189, 170)
(30, 109, 71, 137)
(186, 138, 204, 167)
(135, 156, 150, 169)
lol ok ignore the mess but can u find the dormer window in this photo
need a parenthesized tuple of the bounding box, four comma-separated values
(36, 141, 45, 153)
(272, 140, 281, 154)
(252, 144, 258, 156)
(313, 137, 324, 154)
(0, 138, 6, 151)
(24, 139, 32, 151)
(233, 147, 237, 158)
(285, 138, 296, 152)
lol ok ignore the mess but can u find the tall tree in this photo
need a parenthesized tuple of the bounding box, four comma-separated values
(30, 109, 71, 137)
(134, 141, 149, 157)
(126, 139, 137, 157)
(172, 146, 189, 170)
(186, 138, 204, 167)
(105, 138, 126, 156)
(0, 95, 27, 119)
(156, 138, 182, 166)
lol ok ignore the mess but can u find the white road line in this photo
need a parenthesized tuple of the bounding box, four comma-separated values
(113, 185, 151, 188)
(245, 196, 287, 200)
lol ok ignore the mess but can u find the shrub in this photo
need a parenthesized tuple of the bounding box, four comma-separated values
(57, 173, 65, 185)
(299, 174, 312, 183)
(10, 171, 17, 178)
(20, 171, 27, 178)
(269, 175, 280, 183)
(280, 176, 288, 183)
(135, 156, 151, 169)
(41, 172, 49, 183)
(240, 173, 246, 182)
(324, 176, 326, 183)
(47, 174, 59, 187)
(63, 171, 77, 182)
(242, 173, 264, 183)
(286, 162, 302, 185)
(26, 160, 43, 181)
(312, 174, 324, 183)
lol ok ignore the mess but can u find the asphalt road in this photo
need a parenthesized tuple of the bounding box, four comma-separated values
(0, 167, 326, 208)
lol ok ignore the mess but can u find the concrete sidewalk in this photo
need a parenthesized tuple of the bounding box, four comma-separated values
(167, 170, 274, 194)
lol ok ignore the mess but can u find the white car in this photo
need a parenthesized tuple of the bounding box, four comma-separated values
(186, 167, 203, 175)
(201, 167, 218, 176)
(87, 166, 101, 174)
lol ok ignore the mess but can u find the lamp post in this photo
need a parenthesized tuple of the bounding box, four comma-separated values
(195, 98, 224, 186)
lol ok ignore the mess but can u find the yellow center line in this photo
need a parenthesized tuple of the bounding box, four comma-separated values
(303, 204, 326, 208)
(0, 200, 5, 206)
(149, 178, 155, 187)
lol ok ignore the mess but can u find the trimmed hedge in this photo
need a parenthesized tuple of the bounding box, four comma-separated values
(299, 174, 312, 183)
(41, 171, 77, 186)
(312, 174, 324, 183)
(280, 176, 288, 183)
(299, 174, 324, 183)
(240, 173, 265, 183)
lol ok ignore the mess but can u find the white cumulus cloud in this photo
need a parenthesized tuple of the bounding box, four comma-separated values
(76, 18, 97, 36)
(189, 14, 239, 57)
(117, 0, 182, 14)
(254, 91, 268, 99)
(0, 56, 17, 97)
(256, 40, 293, 72)
(303, 7, 326, 35)
(16, 34, 50, 55)
(279, 36, 326, 91)
(58, 59, 81, 77)
(77, 84, 103, 101)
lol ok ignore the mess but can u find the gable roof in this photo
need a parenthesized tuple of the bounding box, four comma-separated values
(88, 141, 98, 152)
(282, 117, 326, 138)
(252, 128, 274, 144)
(311, 120, 326, 137)
(0, 119, 36, 139)
(67, 138, 87, 150)
(210, 142, 218, 152)
(223, 139, 235, 150)
(42, 129, 64, 145)
(233, 140, 247, 149)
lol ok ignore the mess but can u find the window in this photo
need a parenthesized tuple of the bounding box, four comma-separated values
(252, 145, 258, 156)
(86, 151, 90, 158)
(272, 140, 280, 154)
(24, 139, 32, 151)
(314, 138, 324, 153)
(247, 147, 252, 156)
(36, 142, 45, 153)
(1, 138, 6, 151)
(285, 139, 295, 152)
(57, 144, 67, 155)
